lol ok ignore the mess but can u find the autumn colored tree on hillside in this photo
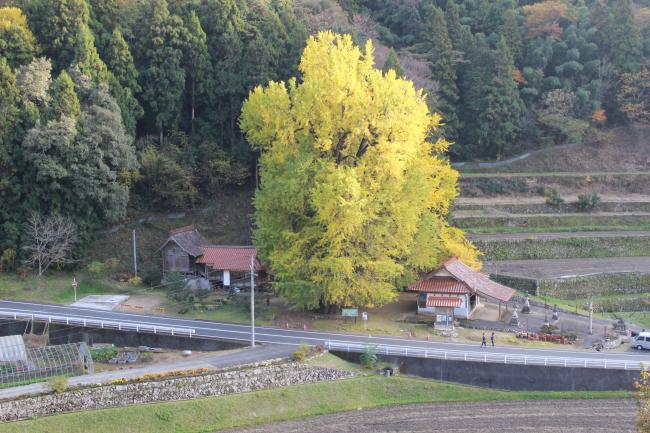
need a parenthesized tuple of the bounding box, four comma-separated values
(522, 1, 572, 40)
(618, 65, 650, 124)
(241, 32, 479, 309)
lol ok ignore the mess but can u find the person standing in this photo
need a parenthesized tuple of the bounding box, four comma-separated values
(491, 332, 495, 347)
(481, 333, 487, 348)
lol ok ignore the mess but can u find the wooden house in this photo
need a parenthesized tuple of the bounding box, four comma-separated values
(407, 258, 515, 326)
(158, 226, 260, 288)
(159, 225, 209, 275)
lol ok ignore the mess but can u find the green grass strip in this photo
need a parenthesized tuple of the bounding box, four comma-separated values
(4, 376, 633, 433)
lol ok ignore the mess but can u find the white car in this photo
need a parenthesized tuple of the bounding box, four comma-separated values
(633, 332, 650, 350)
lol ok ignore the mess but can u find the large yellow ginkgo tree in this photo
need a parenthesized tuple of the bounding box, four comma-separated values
(241, 31, 479, 309)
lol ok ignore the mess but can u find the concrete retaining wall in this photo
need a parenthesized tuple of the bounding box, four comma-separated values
(0, 360, 355, 421)
(0, 321, 242, 351)
(334, 351, 639, 391)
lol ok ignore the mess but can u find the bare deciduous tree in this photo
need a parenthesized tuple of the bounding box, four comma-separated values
(23, 213, 77, 276)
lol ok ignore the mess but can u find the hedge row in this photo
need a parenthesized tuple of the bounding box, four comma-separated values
(475, 236, 650, 261)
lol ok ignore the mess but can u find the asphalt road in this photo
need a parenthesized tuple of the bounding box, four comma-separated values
(483, 256, 650, 279)
(1, 300, 650, 365)
(221, 399, 636, 433)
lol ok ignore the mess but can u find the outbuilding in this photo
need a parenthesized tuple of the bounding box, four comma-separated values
(408, 257, 515, 326)
(197, 245, 261, 287)
(158, 226, 261, 288)
(159, 225, 209, 275)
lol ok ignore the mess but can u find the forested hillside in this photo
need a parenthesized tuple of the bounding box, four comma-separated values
(0, 0, 306, 254)
(344, 0, 650, 159)
(1, 0, 649, 260)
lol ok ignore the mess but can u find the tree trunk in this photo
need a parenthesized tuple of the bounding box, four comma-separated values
(159, 127, 164, 147)
(230, 97, 236, 153)
(191, 80, 196, 139)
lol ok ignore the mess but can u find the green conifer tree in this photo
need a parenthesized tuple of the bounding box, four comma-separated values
(138, 0, 186, 144)
(24, 0, 90, 72)
(444, 0, 463, 50)
(382, 47, 404, 78)
(49, 70, 80, 120)
(421, 4, 459, 140)
(183, 11, 213, 137)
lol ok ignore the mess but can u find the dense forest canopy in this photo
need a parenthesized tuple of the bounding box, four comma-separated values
(0, 0, 648, 262)
(0, 0, 306, 255)
(346, 0, 649, 159)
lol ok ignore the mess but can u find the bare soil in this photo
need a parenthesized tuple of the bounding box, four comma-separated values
(222, 399, 635, 433)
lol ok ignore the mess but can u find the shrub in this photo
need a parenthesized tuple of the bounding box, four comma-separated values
(90, 347, 118, 362)
(293, 343, 310, 362)
(142, 266, 163, 287)
(139, 351, 153, 363)
(360, 345, 378, 370)
(544, 188, 564, 207)
(86, 261, 105, 274)
(576, 192, 601, 212)
(0, 248, 16, 272)
(47, 376, 68, 394)
(128, 276, 142, 286)
(104, 258, 120, 272)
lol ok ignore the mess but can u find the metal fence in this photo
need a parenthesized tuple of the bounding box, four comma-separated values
(324, 341, 644, 371)
(0, 309, 195, 337)
(0, 341, 93, 386)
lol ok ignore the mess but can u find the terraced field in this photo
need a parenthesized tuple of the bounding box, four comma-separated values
(455, 128, 650, 328)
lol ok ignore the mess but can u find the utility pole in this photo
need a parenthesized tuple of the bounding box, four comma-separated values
(250, 255, 255, 348)
(589, 302, 593, 334)
(132, 230, 138, 277)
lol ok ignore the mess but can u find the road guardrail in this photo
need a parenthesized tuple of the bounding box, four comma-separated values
(0, 309, 195, 338)
(325, 341, 644, 371)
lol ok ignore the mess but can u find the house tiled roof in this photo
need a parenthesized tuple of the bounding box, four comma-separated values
(165, 225, 209, 257)
(197, 246, 261, 272)
(425, 296, 462, 308)
(441, 257, 515, 302)
(408, 277, 470, 294)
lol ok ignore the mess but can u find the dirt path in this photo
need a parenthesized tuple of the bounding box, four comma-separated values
(483, 256, 650, 279)
(222, 399, 635, 433)
(469, 230, 650, 241)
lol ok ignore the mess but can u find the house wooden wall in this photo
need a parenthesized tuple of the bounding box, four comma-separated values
(163, 244, 190, 273)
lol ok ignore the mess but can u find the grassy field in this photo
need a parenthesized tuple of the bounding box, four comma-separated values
(0, 273, 138, 304)
(3, 375, 633, 433)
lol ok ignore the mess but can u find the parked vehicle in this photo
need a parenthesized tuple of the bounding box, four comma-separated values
(633, 332, 650, 350)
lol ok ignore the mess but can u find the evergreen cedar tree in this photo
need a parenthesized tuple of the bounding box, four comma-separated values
(241, 32, 480, 309)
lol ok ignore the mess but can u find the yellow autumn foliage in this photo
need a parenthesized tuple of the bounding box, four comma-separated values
(241, 31, 480, 309)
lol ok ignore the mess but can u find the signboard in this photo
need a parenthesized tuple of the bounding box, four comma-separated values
(361, 312, 368, 321)
(341, 308, 358, 318)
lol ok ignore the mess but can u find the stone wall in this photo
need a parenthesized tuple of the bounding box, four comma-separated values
(0, 360, 355, 422)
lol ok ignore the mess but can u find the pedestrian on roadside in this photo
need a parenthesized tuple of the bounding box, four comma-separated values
(491, 332, 495, 347)
(481, 333, 487, 348)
